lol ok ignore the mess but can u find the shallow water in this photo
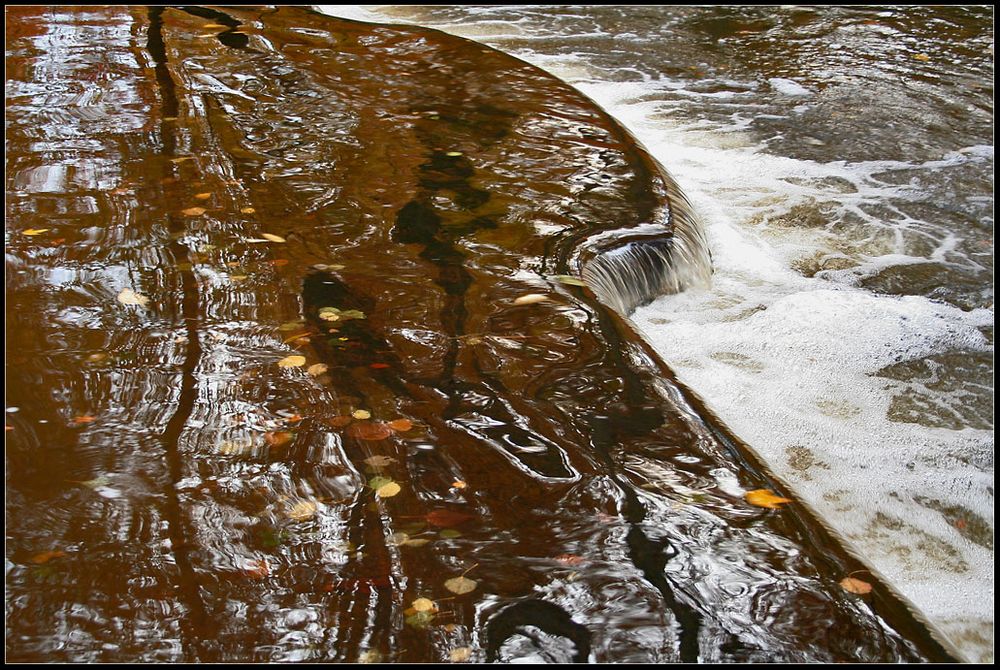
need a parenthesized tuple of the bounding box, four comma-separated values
(320, 4, 994, 662)
(4, 5, 984, 663)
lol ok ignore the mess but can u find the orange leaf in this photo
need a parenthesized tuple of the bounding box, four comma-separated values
(181, 206, 206, 216)
(387, 419, 413, 432)
(268, 259, 290, 267)
(369, 363, 391, 369)
(31, 550, 67, 564)
(839, 577, 873, 595)
(327, 415, 353, 428)
(72, 415, 97, 425)
(194, 192, 212, 200)
(554, 554, 585, 566)
(451, 480, 467, 490)
(745, 489, 793, 509)
(243, 559, 270, 579)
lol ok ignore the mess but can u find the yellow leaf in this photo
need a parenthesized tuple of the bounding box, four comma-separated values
(278, 355, 306, 368)
(201, 23, 227, 29)
(411, 597, 437, 613)
(513, 293, 547, 305)
(358, 650, 382, 664)
(363, 455, 396, 468)
(181, 206, 206, 216)
(307, 363, 328, 376)
(22, 228, 49, 236)
(913, 53, 931, 62)
(376, 482, 401, 498)
(745, 488, 792, 509)
(286, 500, 317, 521)
(451, 480, 467, 490)
(170, 156, 194, 163)
(194, 192, 212, 200)
(352, 409, 371, 420)
(261, 233, 286, 243)
(444, 576, 477, 595)
(449, 647, 472, 662)
(840, 577, 873, 594)
(241, 207, 256, 214)
(117, 288, 150, 307)
(445, 151, 463, 157)
(403, 537, 431, 547)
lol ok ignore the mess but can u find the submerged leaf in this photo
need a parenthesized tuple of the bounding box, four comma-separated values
(840, 577, 873, 595)
(449, 647, 472, 663)
(263, 431, 293, 448)
(117, 288, 150, 307)
(307, 363, 328, 376)
(387, 418, 413, 432)
(30, 550, 67, 564)
(426, 509, 474, 527)
(261, 233, 286, 243)
(22, 228, 50, 236)
(411, 597, 437, 613)
(181, 206, 206, 216)
(513, 293, 548, 306)
(444, 576, 477, 595)
(363, 455, 396, 468)
(551, 274, 587, 287)
(286, 500, 317, 521)
(375, 481, 401, 498)
(745, 489, 793, 509)
(352, 409, 371, 420)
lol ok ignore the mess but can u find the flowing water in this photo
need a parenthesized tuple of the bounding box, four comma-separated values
(318, 4, 995, 662)
(4, 5, 990, 663)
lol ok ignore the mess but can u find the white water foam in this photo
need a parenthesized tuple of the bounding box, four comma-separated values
(317, 6, 994, 661)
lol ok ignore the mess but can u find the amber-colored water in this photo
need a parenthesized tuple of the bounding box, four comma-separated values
(6, 6, 953, 662)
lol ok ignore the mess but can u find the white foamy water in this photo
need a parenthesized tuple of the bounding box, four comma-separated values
(318, 6, 994, 661)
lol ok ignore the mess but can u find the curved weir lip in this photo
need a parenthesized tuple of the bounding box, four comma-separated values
(3, 5, 957, 663)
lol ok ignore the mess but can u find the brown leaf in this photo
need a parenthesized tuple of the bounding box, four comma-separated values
(181, 206, 206, 216)
(327, 415, 354, 428)
(745, 489, 792, 509)
(444, 576, 477, 595)
(306, 363, 328, 376)
(347, 422, 393, 441)
(278, 355, 306, 368)
(264, 431, 293, 448)
(554, 554, 586, 566)
(426, 509, 474, 527)
(363, 455, 396, 468)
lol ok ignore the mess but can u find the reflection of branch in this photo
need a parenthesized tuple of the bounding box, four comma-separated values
(147, 7, 211, 661)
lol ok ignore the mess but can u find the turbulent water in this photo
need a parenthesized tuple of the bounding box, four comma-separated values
(320, 4, 995, 663)
(5, 4, 991, 664)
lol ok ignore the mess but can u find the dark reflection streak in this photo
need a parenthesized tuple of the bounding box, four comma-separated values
(146, 7, 211, 661)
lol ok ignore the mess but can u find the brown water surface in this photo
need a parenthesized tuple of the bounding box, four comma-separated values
(5, 6, 953, 663)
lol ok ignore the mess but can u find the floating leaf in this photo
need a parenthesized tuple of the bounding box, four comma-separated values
(263, 431, 293, 448)
(370, 363, 391, 369)
(170, 156, 194, 163)
(307, 363, 328, 376)
(261, 233, 286, 243)
(22, 228, 49, 236)
(840, 577, 873, 595)
(241, 207, 256, 214)
(268, 259, 290, 267)
(117, 288, 150, 307)
(426, 509, 474, 527)
(278, 355, 306, 368)
(194, 192, 212, 200)
(449, 647, 472, 663)
(405, 611, 435, 629)
(352, 409, 371, 420)
(31, 550, 67, 564)
(181, 206, 206, 216)
(278, 320, 305, 331)
(319, 311, 340, 322)
(451, 480, 467, 490)
(363, 455, 396, 468)
(411, 597, 437, 613)
(79, 475, 112, 489)
(745, 489, 792, 509)
(913, 53, 931, 62)
(403, 537, 431, 547)
(219, 439, 252, 455)
(243, 559, 270, 579)
(387, 418, 413, 432)
(286, 500, 317, 521)
(72, 415, 97, 425)
(369, 476, 393, 490)
(439, 529, 462, 539)
(201, 23, 227, 29)
(376, 481, 401, 498)
(445, 151, 463, 157)
(513, 293, 547, 305)
(444, 576, 477, 595)
(552, 275, 587, 287)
